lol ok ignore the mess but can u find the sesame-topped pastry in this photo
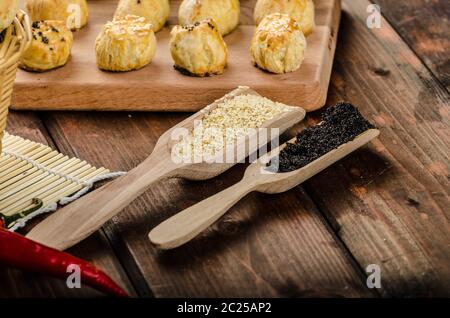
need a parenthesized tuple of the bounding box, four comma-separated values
(178, 0, 240, 36)
(254, 0, 315, 36)
(170, 19, 228, 77)
(114, 0, 170, 32)
(0, 0, 19, 32)
(20, 21, 74, 72)
(250, 13, 307, 74)
(95, 15, 157, 72)
(25, 0, 89, 31)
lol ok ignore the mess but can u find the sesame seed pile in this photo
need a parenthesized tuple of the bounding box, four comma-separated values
(173, 94, 294, 160)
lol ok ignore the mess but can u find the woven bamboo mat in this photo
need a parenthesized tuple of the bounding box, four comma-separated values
(0, 132, 124, 231)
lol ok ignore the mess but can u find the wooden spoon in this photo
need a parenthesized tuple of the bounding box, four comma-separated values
(26, 86, 306, 250)
(149, 128, 380, 250)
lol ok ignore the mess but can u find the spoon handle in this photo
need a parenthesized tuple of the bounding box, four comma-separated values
(26, 154, 177, 251)
(149, 179, 257, 249)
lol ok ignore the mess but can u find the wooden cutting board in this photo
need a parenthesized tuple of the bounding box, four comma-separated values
(12, 0, 341, 112)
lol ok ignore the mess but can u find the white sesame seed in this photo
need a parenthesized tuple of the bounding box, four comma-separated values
(173, 94, 294, 160)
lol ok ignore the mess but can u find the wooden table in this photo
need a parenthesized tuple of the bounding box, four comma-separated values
(2, 0, 449, 297)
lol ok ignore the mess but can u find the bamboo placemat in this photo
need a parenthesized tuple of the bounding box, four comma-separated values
(0, 132, 125, 231)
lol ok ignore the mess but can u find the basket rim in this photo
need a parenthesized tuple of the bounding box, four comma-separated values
(1, 11, 32, 144)
(0, 10, 32, 68)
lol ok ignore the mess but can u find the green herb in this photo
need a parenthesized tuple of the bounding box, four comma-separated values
(0, 198, 44, 229)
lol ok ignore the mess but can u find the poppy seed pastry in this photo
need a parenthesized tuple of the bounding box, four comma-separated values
(178, 0, 240, 36)
(20, 21, 74, 72)
(0, 0, 19, 32)
(115, 0, 170, 32)
(95, 15, 157, 72)
(170, 19, 228, 77)
(250, 13, 307, 74)
(254, 0, 315, 36)
(25, 0, 89, 31)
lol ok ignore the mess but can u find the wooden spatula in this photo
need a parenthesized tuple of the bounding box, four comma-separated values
(26, 86, 306, 250)
(149, 128, 380, 249)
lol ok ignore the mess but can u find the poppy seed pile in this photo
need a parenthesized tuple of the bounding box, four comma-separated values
(272, 102, 375, 173)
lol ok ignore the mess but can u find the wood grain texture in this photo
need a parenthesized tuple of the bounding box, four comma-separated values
(301, 0, 450, 297)
(1, 111, 136, 297)
(39, 110, 373, 297)
(12, 0, 340, 112)
(373, 0, 450, 91)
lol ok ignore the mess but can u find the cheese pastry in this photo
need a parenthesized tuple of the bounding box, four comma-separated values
(170, 19, 228, 77)
(20, 20, 73, 72)
(254, 0, 315, 36)
(178, 0, 240, 36)
(250, 13, 307, 74)
(0, 0, 19, 32)
(25, 0, 89, 31)
(115, 0, 170, 32)
(95, 15, 157, 72)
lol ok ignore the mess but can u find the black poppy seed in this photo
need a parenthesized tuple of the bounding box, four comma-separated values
(183, 23, 199, 32)
(182, 21, 212, 32)
(41, 36, 49, 44)
(268, 102, 375, 173)
(407, 197, 420, 206)
(32, 21, 41, 29)
(50, 26, 59, 33)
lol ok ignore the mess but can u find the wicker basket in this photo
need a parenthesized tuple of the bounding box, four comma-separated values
(0, 10, 31, 153)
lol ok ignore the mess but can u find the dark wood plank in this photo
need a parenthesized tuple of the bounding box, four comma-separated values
(300, 0, 450, 297)
(1, 111, 136, 297)
(373, 0, 450, 90)
(42, 111, 373, 297)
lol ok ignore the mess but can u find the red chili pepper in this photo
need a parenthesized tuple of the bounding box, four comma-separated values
(0, 203, 129, 297)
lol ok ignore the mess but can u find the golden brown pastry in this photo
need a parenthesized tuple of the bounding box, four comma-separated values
(178, 0, 240, 36)
(115, 0, 170, 32)
(170, 19, 228, 77)
(254, 0, 315, 36)
(95, 15, 157, 72)
(20, 20, 73, 72)
(0, 0, 19, 32)
(25, 0, 89, 31)
(250, 13, 307, 74)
